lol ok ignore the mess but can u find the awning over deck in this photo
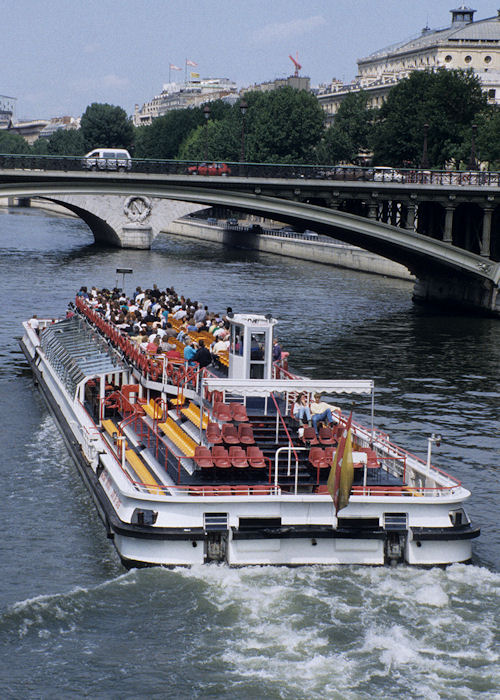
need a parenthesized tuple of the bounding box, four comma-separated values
(203, 378, 374, 397)
(41, 316, 127, 397)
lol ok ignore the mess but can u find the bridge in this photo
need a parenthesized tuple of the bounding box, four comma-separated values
(0, 154, 499, 315)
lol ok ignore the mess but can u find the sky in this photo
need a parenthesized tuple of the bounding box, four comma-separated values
(3, 0, 500, 121)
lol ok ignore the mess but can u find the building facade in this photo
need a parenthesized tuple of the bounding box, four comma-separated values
(133, 78, 238, 127)
(318, 6, 500, 119)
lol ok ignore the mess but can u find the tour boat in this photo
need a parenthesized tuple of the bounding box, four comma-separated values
(19, 296, 479, 567)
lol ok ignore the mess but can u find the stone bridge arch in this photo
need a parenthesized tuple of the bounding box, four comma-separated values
(34, 193, 204, 248)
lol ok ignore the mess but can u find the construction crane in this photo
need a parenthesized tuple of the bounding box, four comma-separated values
(289, 52, 302, 77)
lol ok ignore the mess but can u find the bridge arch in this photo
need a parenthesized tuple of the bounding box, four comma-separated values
(1, 173, 499, 314)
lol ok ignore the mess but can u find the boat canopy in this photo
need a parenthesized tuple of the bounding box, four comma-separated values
(40, 316, 127, 398)
(203, 378, 374, 396)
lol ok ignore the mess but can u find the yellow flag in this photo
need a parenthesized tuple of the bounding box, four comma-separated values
(337, 427, 354, 512)
(326, 413, 354, 513)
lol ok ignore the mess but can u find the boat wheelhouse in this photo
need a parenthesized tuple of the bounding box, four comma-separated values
(19, 296, 479, 567)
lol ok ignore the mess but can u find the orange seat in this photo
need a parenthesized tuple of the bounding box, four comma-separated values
(212, 402, 232, 422)
(246, 446, 267, 469)
(206, 422, 222, 445)
(309, 447, 329, 470)
(238, 423, 255, 445)
(221, 423, 239, 445)
(229, 445, 248, 469)
(318, 426, 336, 445)
(231, 403, 249, 422)
(194, 446, 214, 470)
(301, 426, 318, 445)
(212, 445, 231, 469)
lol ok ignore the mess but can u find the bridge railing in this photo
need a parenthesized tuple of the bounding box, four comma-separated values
(1, 152, 500, 187)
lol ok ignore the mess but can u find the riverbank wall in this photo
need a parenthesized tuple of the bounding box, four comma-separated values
(165, 219, 414, 281)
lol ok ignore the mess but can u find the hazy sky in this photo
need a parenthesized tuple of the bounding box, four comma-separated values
(3, 0, 500, 120)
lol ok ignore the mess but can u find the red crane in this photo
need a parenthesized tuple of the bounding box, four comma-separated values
(289, 52, 302, 77)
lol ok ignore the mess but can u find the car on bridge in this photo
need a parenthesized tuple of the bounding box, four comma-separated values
(373, 166, 405, 183)
(82, 149, 132, 172)
(187, 162, 231, 176)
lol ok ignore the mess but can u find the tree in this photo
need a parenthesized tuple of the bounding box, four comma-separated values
(0, 131, 30, 154)
(315, 127, 354, 164)
(475, 106, 500, 169)
(245, 87, 325, 163)
(80, 103, 134, 151)
(371, 69, 487, 168)
(135, 107, 205, 159)
(45, 128, 86, 155)
(334, 91, 374, 152)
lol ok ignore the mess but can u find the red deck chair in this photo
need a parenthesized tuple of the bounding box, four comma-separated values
(252, 485, 271, 495)
(324, 446, 336, 464)
(193, 446, 214, 470)
(229, 445, 248, 469)
(206, 422, 222, 445)
(301, 426, 318, 445)
(309, 447, 330, 481)
(238, 423, 255, 445)
(212, 445, 231, 469)
(212, 402, 232, 422)
(246, 446, 267, 470)
(221, 423, 239, 445)
(318, 426, 336, 445)
(231, 403, 249, 422)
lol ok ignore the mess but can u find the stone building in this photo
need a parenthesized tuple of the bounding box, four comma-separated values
(318, 5, 500, 120)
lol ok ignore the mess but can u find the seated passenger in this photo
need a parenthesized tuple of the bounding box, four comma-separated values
(310, 393, 340, 433)
(293, 392, 311, 424)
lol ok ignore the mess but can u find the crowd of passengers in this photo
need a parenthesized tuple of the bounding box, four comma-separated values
(75, 284, 283, 370)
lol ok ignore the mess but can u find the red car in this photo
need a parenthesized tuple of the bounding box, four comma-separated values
(188, 162, 231, 176)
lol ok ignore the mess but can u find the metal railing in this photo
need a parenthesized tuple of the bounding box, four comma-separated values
(2, 152, 500, 187)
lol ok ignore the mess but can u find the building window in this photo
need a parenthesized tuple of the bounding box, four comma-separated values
(488, 89, 496, 99)
(464, 55, 472, 63)
(445, 55, 452, 63)
(484, 55, 492, 64)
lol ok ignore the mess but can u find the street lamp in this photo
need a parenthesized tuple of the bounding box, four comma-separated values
(203, 104, 211, 161)
(468, 124, 477, 170)
(421, 123, 429, 169)
(426, 433, 442, 474)
(239, 99, 248, 163)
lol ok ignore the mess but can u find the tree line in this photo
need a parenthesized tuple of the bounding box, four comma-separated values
(1, 69, 499, 170)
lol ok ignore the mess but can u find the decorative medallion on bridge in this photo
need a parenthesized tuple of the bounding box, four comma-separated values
(123, 196, 152, 222)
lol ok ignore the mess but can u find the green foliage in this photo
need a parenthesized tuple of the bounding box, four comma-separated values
(80, 103, 134, 152)
(44, 128, 86, 155)
(315, 92, 376, 164)
(371, 69, 487, 167)
(134, 108, 203, 159)
(0, 131, 30, 154)
(475, 106, 500, 169)
(245, 87, 325, 163)
(315, 127, 354, 164)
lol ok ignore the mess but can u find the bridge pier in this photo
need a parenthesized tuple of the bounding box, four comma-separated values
(481, 207, 493, 257)
(413, 271, 498, 315)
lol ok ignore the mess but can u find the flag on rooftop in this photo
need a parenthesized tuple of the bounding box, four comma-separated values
(327, 412, 354, 513)
(169, 64, 182, 71)
(186, 59, 197, 67)
(190, 72, 200, 80)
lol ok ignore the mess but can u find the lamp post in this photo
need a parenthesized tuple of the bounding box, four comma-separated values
(239, 99, 248, 163)
(203, 104, 211, 162)
(468, 124, 477, 171)
(421, 123, 429, 169)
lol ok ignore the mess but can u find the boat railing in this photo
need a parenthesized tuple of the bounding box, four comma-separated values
(352, 420, 461, 492)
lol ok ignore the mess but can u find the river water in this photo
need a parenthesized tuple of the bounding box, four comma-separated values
(0, 208, 499, 699)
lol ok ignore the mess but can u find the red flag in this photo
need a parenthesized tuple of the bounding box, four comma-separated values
(186, 59, 197, 67)
(170, 64, 182, 71)
(327, 412, 354, 513)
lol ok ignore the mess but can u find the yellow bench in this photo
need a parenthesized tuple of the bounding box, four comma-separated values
(158, 417, 197, 458)
(102, 419, 128, 450)
(181, 401, 209, 430)
(125, 449, 163, 495)
(142, 400, 164, 420)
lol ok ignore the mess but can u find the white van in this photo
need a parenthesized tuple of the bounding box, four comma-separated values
(82, 148, 132, 171)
